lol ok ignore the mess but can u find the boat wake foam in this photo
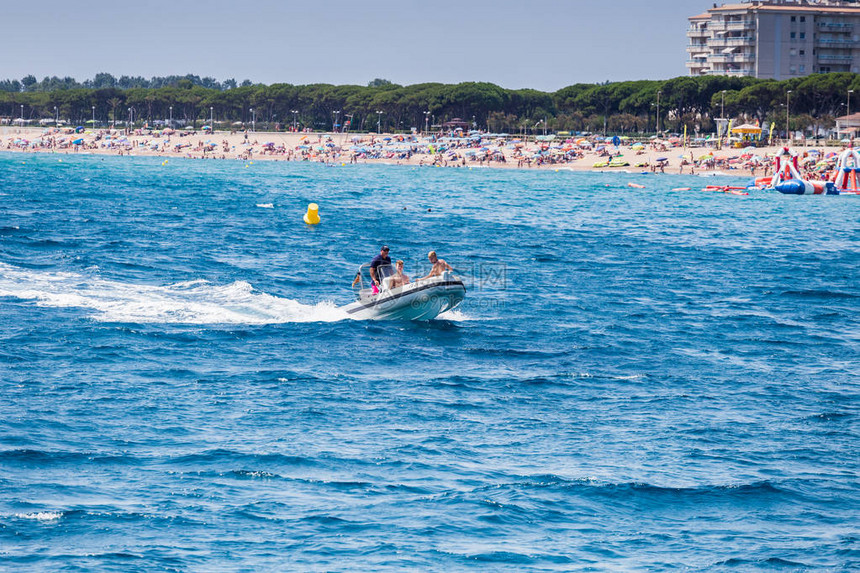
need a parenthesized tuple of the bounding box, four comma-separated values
(0, 262, 349, 325)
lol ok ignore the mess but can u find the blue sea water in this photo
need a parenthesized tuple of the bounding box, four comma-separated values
(0, 151, 858, 571)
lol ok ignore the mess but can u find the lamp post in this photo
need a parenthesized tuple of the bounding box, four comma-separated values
(92, 105, 95, 130)
(128, 107, 132, 130)
(291, 110, 298, 131)
(210, 106, 214, 132)
(376, 110, 383, 133)
(656, 90, 662, 134)
(250, 108, 255, 132)
(20, 104, 24, 123)
(169, 105, 173, 128)
(424, 110, 430, 135)
(786, 90, 792, 143)
(54, 106, 58, 125)
(848, 89, 854, 118)
(332, 110, 340, 133)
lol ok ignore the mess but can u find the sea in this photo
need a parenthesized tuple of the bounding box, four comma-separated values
(0, 151, 857, 572)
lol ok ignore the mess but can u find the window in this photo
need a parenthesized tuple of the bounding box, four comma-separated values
(800, 50, 805, 56)
(791, 32, 796, 39)
(800, 32, 806, 39)
(790, 66, 797, 74)
(800, 16, 806, 23)
(800, 64, 806, 73)
(791, 16, 796, 22)
(790, 48, 798, 56)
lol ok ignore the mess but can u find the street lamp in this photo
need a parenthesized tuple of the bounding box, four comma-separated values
(128, 107, 132, 130)
(423, 110, 430, 134)
(210, 106, 214, 131)
(656, 90, 662, 134)
(376, 110, 383, 133)
(92, 105, 95, 130)
(848, 89, 854, 117)
(332, 110, 340, 133)
(250, 108, 255, 132)
(291, 110, 298, 131)
(54, 106, 58, 125)
(20, 104, 24, 122)
(786, 90, 792, 142)
(169, 105, 173, 127)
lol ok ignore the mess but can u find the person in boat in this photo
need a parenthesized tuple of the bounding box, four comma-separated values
(388, 260, 410, 289)
(418, 250, 453, 281)
(369, 245, 392, 291)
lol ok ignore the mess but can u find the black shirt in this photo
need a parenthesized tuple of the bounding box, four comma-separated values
(370, 254, 392, 281)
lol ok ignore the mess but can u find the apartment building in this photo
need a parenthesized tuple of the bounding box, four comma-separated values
(687, 0, 860, 79)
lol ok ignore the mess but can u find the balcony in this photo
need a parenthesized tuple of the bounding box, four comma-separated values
(817, 37, 858, 46)
(687, 28, 709, 38)
(723, 68, 755, 77)
(818, 53, 853, 61)
(818, 22, 853, 32)
(709, 36, 754, 47)
(726, 21, 755, 31)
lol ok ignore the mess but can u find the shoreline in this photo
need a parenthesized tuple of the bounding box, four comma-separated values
(0, 125, 841, 178)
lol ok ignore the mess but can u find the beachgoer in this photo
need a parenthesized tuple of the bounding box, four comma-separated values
(418, 250, 453, 281)
(369, 245, 392, 290)
(388, 260, 410, 288)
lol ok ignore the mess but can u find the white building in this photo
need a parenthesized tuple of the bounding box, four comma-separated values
(687, 0, 860, 79)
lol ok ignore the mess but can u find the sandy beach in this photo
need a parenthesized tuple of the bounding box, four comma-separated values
(1, 125, 848, 179)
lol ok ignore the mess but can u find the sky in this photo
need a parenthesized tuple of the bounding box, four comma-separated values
(3, 0, 720, 91)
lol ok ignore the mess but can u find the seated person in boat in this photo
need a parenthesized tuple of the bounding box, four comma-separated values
(418, 250, 453, 281)
(387, 260, 410, 289)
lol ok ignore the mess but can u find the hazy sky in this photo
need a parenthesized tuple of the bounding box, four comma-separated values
(3, 0, 718, 90)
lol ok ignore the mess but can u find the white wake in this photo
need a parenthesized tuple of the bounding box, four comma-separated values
(0, 262, 349, 324)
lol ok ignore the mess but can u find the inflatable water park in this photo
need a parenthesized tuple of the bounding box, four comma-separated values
(743, 147, 860, 196)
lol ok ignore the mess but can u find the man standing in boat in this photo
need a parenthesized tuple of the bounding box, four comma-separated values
(369, 245, 392, 291)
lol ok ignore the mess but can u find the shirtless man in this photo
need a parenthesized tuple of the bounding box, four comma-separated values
(418, 250, 452, 281)
(388, 260, 410, 288)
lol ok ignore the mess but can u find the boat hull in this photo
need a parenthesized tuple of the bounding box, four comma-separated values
(343, 279, 466, 321)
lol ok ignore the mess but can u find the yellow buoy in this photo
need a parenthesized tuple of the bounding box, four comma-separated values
(303, 203, 320, 225)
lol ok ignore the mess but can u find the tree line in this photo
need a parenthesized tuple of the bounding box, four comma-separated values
(2, 72, 858, 135)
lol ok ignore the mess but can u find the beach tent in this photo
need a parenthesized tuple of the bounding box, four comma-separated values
(731, 124, 762, 135)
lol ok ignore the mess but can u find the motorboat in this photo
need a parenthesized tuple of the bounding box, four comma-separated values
(342, 263, 466, 320)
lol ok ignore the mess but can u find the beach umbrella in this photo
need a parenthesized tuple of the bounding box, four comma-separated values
(71, 138, 83, 145)
(611, 135, 621, 146)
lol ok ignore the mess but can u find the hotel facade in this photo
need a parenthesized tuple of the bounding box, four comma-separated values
(687, 0, 860, 79)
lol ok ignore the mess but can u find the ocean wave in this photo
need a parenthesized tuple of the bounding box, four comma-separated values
(780, 289, 859, 300)
(12, 511, 63, 522)
(0, 262, 349, 325)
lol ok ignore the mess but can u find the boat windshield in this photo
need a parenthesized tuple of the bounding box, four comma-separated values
(352, 263, 394, 294)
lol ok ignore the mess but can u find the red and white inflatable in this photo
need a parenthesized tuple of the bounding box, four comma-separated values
(833, 148, 860, 195)
(770, 147, 802, 188)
